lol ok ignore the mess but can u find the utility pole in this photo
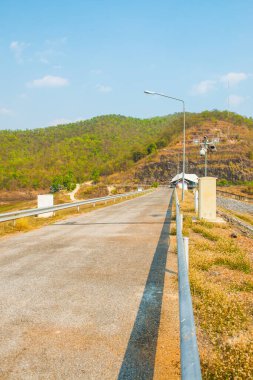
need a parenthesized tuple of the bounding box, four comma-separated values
(200, 136, 217, 176)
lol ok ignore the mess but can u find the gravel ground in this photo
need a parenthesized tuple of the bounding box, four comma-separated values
(217, 196, 253, 215)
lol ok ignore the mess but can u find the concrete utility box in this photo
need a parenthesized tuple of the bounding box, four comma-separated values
(37, 194, 54, 218)
(198, 177, 217, 221)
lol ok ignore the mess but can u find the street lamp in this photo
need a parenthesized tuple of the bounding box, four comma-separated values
(144, 90, 186, 201)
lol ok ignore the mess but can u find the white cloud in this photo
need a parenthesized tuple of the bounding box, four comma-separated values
(191, 80, 216, 95)
(27, 75, 69, 88)
(0, 107, 11, 115)
(96, 84, 112, 93)
(10, 41, 29, 63)
(220, 72, 248, 86)
(228, 94, 245, 106)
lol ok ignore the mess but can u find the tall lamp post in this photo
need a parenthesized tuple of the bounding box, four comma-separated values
(144, 90, 186, 201)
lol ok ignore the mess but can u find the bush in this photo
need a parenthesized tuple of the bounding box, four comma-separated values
(217, 179, 229, 186)
(132, 151, 145, 162)
(147, 143, 157, 155)
(50, 172, 76, 193)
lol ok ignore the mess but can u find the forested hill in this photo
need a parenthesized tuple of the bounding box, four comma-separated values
(0, 114, 181, 190)
(0, 111, 252, 190)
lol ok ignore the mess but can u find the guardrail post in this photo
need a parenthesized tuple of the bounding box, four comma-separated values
(13, 219, 16, 227)
(77, 206, 80, 212)
(183, 236, 189, 271)
(194, 190, 198, 213)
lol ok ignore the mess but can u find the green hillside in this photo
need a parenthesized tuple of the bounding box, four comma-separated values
(0, 111, 252, 191)
(0, 114, 182, 190)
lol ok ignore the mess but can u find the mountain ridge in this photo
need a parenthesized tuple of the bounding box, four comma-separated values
(0, 111, 252, 190)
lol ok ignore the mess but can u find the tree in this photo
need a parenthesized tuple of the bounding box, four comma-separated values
(147, 143, 157, 155)
(91, 168, 100, 183)
(132, 151, 145, 162)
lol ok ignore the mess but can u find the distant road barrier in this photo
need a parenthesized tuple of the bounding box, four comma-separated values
(175, 190, 202, 380)
(0, 190, 152, 224)
(217, 189, 253, 203)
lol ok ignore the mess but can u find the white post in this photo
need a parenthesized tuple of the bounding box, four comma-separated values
(183, 237, 189, 271)
(194, 190, 198, 213)
(37, 194, 54, 218)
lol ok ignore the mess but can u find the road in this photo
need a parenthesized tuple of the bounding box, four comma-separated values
(0, 188, 174, 379)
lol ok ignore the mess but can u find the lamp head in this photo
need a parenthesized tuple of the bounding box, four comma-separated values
(144, 90, 156, 95)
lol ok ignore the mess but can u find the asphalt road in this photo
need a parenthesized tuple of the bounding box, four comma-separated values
(0, 188, 173, 380)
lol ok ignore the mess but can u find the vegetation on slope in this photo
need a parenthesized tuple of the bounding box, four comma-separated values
(0, 110, 252, 191)
(134, 112, 253, 185)
(0, 114, 182, 190)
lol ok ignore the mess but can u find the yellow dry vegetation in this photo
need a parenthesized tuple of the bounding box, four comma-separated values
(179, 190, 253, 379)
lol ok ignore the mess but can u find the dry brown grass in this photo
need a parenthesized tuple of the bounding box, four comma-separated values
(178, 190, 253, 379)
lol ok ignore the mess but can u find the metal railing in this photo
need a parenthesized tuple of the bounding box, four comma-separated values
(175, 190, 202, 380)
(0, 190, 152, 224)
(217, 189, 253, 203)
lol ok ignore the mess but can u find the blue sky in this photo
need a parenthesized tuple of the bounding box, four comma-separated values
(0, 0, 253, 130)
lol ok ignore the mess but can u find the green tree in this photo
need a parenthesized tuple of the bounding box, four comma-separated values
(91, 168, 100, 183)
(147, 143, 157, 155)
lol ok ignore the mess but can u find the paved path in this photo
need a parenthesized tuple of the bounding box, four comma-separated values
(68, 183, 81, 201)
(0, 189, 173, 379)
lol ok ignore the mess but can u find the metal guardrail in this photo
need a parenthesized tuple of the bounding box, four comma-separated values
(217, 189, 253, 203)
(0, 190, 152, 224)
(175, 190, 202, 380)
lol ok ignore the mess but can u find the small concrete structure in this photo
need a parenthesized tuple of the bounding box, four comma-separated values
(198, 177, 217, 221)
(37, 194, 54, 218)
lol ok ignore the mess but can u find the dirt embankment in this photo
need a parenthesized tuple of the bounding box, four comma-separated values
(0, 189, 48, 203)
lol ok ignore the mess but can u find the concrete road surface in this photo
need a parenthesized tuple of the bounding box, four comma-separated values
(0, 189, 173, 379)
